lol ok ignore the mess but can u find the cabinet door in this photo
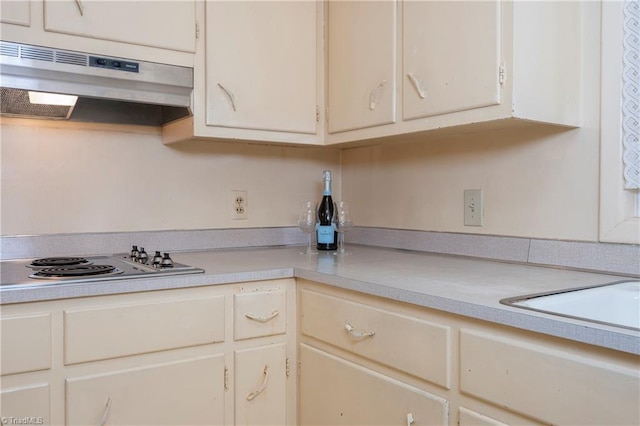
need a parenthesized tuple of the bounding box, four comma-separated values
(205, 1, 317, 135)
(66, 355, 225, 425)
(327, 0, 396, 134)
(300, 344, 448, 425)
(235, 344, 287, 425)
(0, 0, 30, 26)
(1, 383, 50, 424)
(403, 1, 500, 120)
(43, 0, 196, 53)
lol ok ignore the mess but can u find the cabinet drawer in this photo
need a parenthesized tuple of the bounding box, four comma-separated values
(460, 329, 640, 426)
(64, 295, 225, 365)
(300, 289, 450, 388)
(1, 313, 51, 375)
(234, 289, 287, 341)
(66, 355, 225, 425)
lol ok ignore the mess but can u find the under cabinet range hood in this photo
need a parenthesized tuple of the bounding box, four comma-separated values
(0, 41, 193, 126)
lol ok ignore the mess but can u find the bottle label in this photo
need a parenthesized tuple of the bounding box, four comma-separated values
(317, 225, 335, 244)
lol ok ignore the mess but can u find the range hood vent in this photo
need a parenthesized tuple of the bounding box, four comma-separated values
(0, 41, 193, 126)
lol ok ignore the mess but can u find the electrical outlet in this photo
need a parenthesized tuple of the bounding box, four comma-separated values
(464, 189, 483, 226)
(231, 190, 248, 220)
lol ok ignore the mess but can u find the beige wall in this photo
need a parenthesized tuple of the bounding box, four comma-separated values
(0, 113, 601, 242)
(341, 124, 599, 242)
(1, 114, 601, 242)
(0, 119, 340, 235)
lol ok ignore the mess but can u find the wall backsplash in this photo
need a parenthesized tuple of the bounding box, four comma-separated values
(0, 118, 340, 236)
(341, 123, 600, 242)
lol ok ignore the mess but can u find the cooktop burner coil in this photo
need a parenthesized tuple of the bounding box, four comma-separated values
(32, 264, 121, 278)
(30, 257, 91, 267)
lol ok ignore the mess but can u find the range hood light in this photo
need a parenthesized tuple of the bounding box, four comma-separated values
(28, 91, 78, 107)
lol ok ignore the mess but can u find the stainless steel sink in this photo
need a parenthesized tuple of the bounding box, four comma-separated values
(500, 280, 640, 331)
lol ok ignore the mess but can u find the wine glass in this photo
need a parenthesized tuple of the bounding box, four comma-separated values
(297, 201, 318, 255)
(334, 201, 353, 256)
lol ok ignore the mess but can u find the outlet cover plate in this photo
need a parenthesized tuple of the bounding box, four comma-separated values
(231, 190, 248, 220)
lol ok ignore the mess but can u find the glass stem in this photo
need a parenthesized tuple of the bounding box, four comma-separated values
(307, 233, 312, 253)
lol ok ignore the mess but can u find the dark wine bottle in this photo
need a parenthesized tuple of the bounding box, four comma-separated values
(316, 170, 337, 250)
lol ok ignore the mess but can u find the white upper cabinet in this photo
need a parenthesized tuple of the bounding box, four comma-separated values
(205, 1, 317, 134)
(0, 0, 196, 66)
(163, 0, 322, 145)
(42, 0, 196, 53)
(327, 0, 396, 134)
(2, 0, 583, 147)
(0, 0, 30, 27)
(402, 1, 500, 120)
(325, 0, 583, 146)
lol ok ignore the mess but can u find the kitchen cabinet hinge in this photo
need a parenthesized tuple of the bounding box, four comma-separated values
(297, 360, 302, 376)
(316, 106, 320, 123)
(224, 366, 229, 390)
(499, 64, 506, 85)
(286, 357, 291, 377)
(325, 107, 329, 123)
(196, 23, 200, 39)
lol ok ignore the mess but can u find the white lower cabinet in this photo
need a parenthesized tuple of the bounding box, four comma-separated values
(232, 280, 296, 425)
(66, 356, 225, 425)
(2, 277, 637, 426)
(298, 279, 640, 426)
(0, 313, 53, 424)
(457, 407, 509, 426)
(234, 344, 287, 425)
(459, 328, 640, 426)
(300, 344, 448, 425)
(0, 278, 296, 426)
(298, 280, 452, 426)
(1, 383, 50, 424)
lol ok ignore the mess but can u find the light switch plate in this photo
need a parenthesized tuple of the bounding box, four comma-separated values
(464, 189, 483, 226)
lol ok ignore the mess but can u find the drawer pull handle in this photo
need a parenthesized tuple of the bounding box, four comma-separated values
(247, 365, 269, 401)
(407, 413, 415, 426)
(245, 310, 279, 323)
(369, 80, 387, 110)
(99, 396, 112, 426)
(217, 83, 237, 111)
(345, 323, 375, 338)
(407, 73, 426, 99)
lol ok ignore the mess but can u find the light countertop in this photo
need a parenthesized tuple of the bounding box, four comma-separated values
(1, 245, 638, 355)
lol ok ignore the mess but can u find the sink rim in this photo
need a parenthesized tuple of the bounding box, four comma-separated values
(499, 279, 640, 332)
